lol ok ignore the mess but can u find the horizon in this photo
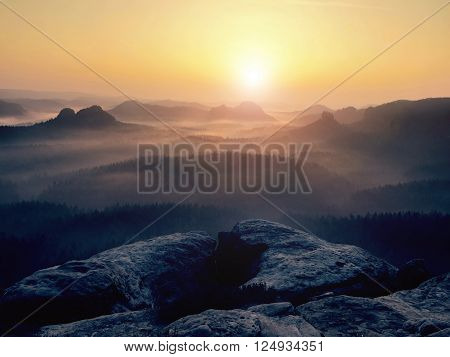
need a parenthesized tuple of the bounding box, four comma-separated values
(1, 0, 449, 110)
(1, 86, 448, 113)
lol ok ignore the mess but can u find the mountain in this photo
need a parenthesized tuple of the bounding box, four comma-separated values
(0, 100, 26, 117)
(340, 98, 450, 163)
(310, 104, 332, 114)
(351, 98, 450, 135)
(110, 100, 275, 124)
(0, 106, 146, 142)
(289, 112, 323, 126)
(147, 99, 208, 110)
(297, 104, 333, 116)
(295, 112, 347, 141)
(276, 98, 450, 166)
(268, 99, 450, 180)
(333, 106, 365, 124)
(208, 101, 275, 122)
(281, 104, 333, 126)
(109, 100, 208, 122)
(45, 106, 119, 129)
(274, 112, 349, 143)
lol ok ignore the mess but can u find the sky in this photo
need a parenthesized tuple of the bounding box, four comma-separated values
(1, 0, 449, 110)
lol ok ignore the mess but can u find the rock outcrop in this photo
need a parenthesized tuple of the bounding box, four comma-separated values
(163, 303, 321, 337)
(208, 102, 275, 122)
(1, 219, 448, 337)
(0, 232, 216, 327)
(36, 302, 321, 337)
(52, 106, 118, 128)
(297, 273, 450, 336)
(37, 309, 161, 337)
(231, 219, 398, 303)
(36, 272, 450, 337)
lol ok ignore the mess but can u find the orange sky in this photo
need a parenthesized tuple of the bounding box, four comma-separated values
(1, 0, 449, 110)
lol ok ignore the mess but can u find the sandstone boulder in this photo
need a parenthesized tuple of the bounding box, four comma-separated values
(231, 219, 398, 303)
(296, 273, 450, 336)
(0, 232, 215, 328)
(163, 303, 321, 337)
(37, 309, 160, 337)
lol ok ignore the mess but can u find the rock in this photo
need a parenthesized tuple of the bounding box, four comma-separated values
(297, 295, 408, 336)
(55, 108, 76, 121)
(296, 273, 450, 336)
(164, 309, 260, 337)
(2, 219, 448, 337)
(247, 302, 294, 316)
(396, 259, 430, 290)
(38, 303, 321, 337)
(163, 303, 321, 337)
(429, 328, 450, 337)
(418, 320, 441, 336)
(382, 273, 450, 329)
(51, 106, 118, 129)
(0, 232, 216, 329)
(37, 309, 160, 337)
(34, 273, 450, 337)
(188, 324, 213, 337)
(230, 219, 398, 304)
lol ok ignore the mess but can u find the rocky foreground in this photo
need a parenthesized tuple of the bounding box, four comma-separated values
(1, 220, 448, 337)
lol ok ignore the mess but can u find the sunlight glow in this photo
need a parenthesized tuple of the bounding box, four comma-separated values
(241, 63, 266, 89)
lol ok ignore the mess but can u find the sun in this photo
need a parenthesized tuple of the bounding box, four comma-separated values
(241, 62, 267, 90)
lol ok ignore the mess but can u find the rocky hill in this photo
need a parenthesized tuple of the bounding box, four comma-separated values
(208, 102, 275, 122)
(0, 106, 155, 143)
(109, 100, 208, 122)
(109, 100, 275, 124)
(0, 220, 448, 337)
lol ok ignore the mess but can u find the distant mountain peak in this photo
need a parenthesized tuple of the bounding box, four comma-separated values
(78, 105, 104, 114)
(209, 101, 274, 121)
(55, 108, 76, 120)
(301, 104, 333, 116)
(234, 101, 263, 111)
(77, 105, 115, 122)
(52, 105, 117, 128)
